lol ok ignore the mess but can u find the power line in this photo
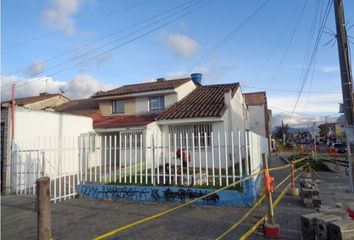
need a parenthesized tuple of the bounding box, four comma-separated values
(246, 0, 304, 86)
(1, 0, 152, 51)
(4, 0, 215, 91)
(288, 0, 333, 122)
(271, 106, 339, 119)
(2, 0, 204, 90)
(242, 85, 340, 94)
(186, 0, 270, 71)
(5, 0, 200, 84)
(265, 0, 309, 87)
(303, 0, 324, 112)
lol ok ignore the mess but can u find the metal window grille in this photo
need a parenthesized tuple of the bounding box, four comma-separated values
(121, 131, 143, 148)
(168, 124, 212, 147)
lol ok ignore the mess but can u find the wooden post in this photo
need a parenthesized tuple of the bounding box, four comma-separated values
(262, 154, 275, 224)
(36, 177, 51, 240)
(289, 160, 299, 196)
(262, 153, 280, 237)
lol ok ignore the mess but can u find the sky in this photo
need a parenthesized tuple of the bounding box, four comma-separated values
(1, 0, 354, 128)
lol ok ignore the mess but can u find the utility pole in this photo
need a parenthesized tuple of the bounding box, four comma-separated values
(312, 122, 318, 163)
(324, 115, 329, 124)
(282, 120, 286, 146)
(333, 0, 354, 192)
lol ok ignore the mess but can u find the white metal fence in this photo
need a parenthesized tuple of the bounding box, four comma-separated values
(12, 130, 268, 202)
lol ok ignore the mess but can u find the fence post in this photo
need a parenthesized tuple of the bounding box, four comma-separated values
(36, 177, 52, 240)
(289, 160, 299, 196)
(262, 153, 280, 238)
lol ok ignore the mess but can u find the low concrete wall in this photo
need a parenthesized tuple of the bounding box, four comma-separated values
(77, 175, 263, 207)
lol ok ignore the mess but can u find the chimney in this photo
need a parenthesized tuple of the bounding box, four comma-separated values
(191, 73, 202, 85)
(39, 92, 49, 96)
(156, 78, 165, 82)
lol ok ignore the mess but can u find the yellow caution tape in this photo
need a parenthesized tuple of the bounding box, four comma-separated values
(239, 173, 302, 240)
(92, 170, 264, 240)
(93, 158, 307, 240)
(215, 194, 267, 240)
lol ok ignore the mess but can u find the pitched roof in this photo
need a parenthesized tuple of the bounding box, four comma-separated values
(1, 93, 67, 106)
(94, 78, 191, 98)
(93, 113, 158, 129)
(244, 92, 267, 106)
(54, 98, 100, 117)
(157, 83, 239, 120)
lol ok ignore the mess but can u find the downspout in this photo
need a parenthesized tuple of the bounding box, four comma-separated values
(9, 84, 15, 194)
(224, 90, 232, 133)
(11, 84, 15, 141)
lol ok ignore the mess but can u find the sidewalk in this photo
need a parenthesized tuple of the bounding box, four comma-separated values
(2, 152, 352, 240)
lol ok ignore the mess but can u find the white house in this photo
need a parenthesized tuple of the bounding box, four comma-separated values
(87, 74, 267, 183)
(6, 74, 270, 197)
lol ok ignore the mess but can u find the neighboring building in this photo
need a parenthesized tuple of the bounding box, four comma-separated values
(1, 93, 69, 194)
(243, 92, 270, 139)
(1, 93, 69, 111)
(54, 97, 100, 117)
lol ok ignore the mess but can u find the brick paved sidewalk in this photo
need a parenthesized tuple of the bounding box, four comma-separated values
(2, 152, 352, 240)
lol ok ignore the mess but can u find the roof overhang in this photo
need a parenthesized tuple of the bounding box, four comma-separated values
(157, 117, 223, 125)
(95, 126, 147, 133)
(94, 89, 176, 101)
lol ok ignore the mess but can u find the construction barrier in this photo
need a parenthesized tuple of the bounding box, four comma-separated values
(92, 155, 310, 240)
(239, 171, 305, 240)
(217, 163, 306, 240)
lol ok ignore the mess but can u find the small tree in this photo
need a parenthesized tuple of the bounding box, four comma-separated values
(319, 124, 330, 138)
(273, 124, 289, 140)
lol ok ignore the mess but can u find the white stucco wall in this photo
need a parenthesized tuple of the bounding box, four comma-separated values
(175, 80, 196, 101)
(248, 105, 266, 138)
(14, 107, 93, 140)
(12, 107, 94, 189)
(248, 130, 269, 174)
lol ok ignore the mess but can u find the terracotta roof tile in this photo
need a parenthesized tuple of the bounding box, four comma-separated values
(244, 92, 266, 106)
(157, 83, 239, 120)
(54, 98, 100, 117)
(93, 114, 158, 129)
(94, 78, 191, 98)
(1, 93, 67, 106)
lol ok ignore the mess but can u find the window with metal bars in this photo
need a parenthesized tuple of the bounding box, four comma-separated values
(168, 124, 212, 147)
(120, 131, 143, 148)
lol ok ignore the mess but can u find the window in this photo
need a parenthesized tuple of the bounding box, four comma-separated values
(120, 131, 143, 148)
(169, 124, 212, 147)
(112, 100, 124, 113)
(149, 96, 164, 111)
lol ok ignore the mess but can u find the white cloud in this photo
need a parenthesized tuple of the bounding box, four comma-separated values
(43, 0, 83, 35)
(65, 74, 111, 99)
(269, 93, 342, 127)
(25, 61, 46, 77)
(162, 33, 199, 58)
(319, 65, 340, 73)
(1, 74, 112, 101)
(269, 93, 342, 115)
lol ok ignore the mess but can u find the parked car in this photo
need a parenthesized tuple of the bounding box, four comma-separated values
(332, 143, 347, 153)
